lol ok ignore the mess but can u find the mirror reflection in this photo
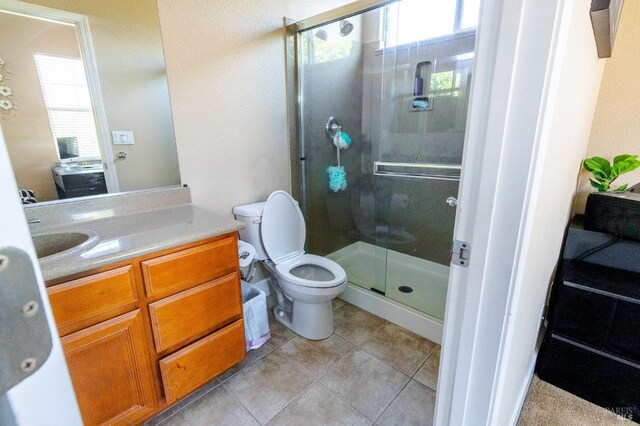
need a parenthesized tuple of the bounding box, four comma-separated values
(0, 0, 180, 204)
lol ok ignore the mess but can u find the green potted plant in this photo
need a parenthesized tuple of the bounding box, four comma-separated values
(583, 155, 640, 192)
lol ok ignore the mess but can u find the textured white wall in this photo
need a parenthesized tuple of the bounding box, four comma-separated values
(157, 0, 353, 217)
(574, 0, 640, 213)
(492, 0, 605, 422)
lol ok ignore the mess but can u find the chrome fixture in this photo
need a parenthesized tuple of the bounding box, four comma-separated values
(117, 151, 127, 160)
(325, 117, 343, 140)
(315, 29, 328, 41)
(446, 197, 458, 207)
(340, 19, 354, 36)
(374, 161, 461, 181)
(27, 218, 40, 225)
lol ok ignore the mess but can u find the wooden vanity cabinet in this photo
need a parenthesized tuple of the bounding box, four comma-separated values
(47, 233, 246, 426)
(61, 310, 157, 426)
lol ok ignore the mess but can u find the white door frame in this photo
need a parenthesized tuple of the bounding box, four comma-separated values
(436, 0, 577, 424)
(0, 125, 82, 424)
(0, 0, 119, 193)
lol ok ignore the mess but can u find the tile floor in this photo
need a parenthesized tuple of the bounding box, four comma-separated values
(147, 299, 440, 426)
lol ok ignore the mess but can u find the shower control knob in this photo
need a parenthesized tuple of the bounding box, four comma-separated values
(446, 197, 458, 207)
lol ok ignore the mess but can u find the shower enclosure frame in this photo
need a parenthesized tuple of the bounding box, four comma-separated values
(284, 0, 575, 424)
(285, 0, 471, 338)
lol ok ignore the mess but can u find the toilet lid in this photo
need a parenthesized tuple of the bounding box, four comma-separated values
(261, 191, 306, 263)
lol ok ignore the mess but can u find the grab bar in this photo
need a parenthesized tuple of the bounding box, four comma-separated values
(373, 161, 461, 181)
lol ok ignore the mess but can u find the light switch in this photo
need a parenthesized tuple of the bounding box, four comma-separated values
(112, 131, 135, 145)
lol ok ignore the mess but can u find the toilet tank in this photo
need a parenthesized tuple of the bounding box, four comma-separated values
(232, 201, 268, 260)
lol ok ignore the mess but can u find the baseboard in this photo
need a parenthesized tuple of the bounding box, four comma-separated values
(508, 350, 538, 426)
(340, 283, 444, 344)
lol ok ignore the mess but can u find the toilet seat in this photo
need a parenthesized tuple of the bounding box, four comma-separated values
(261, 191, 306, 264)
(261, 191, 347, 289)
(275, 254, 347, 288)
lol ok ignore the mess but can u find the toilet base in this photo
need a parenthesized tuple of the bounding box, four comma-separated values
(273, 300, 334, 340)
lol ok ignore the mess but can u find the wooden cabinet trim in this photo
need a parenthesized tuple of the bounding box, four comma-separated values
(141, 236, 239, 299)
(159, 320, 246, 403)
(148, 272, 242, 353)
(48, 232, 245, 424)
(62, 310, 158, 425)
(48, 265, 138, 336)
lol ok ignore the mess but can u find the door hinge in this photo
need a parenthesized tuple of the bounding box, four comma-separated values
(0, 247, 52, 395)
(451, 240, 471, 267)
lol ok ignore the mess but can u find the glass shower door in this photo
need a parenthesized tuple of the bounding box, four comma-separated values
(295, 0, 478, 321)
(367, 1, 476, 319)
(297, 12, 389, 296)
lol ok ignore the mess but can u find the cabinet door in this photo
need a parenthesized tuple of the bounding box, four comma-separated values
(62, 310, 157, 426)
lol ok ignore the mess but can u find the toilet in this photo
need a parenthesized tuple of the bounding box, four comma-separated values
(233, 191, 347, 340)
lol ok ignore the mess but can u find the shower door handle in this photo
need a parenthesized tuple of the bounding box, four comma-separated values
(446, 197, 458, 207)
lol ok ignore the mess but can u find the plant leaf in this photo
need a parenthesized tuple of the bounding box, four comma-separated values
(613, 154, 636, 164)
(614, 183, 629, 192)
(611, 157, 640, 181)
(583, 157, 611, 175)
(590, 179, 608, 192)
(591, 170, 609, 182)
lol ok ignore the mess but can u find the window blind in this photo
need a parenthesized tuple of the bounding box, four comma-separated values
(34, 54, 101, 159)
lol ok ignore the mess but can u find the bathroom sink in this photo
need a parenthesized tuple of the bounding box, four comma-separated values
(32, 231, 100, 262)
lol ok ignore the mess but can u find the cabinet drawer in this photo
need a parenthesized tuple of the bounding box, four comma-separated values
(149, 272, 242, 352)
(48, 266, 138, 336)
(142, 236, 238, 298)
(160, 320, 246, 403)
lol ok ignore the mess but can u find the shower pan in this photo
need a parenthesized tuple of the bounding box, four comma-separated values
(286, 0, 479, 336)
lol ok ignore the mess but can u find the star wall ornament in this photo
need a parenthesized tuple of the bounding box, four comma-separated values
(0, 99, 12, 110)
(0, 56, 16, 117)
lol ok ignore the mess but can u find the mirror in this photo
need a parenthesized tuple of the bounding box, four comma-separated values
(0, 0, 180, 204)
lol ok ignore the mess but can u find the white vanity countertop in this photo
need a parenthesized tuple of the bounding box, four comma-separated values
(37, 202, 244, 284)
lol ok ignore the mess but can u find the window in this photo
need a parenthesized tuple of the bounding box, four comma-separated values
(34, 54, 101, 160)
(430, 70, 462, 97)
(382, 0, 480, 48)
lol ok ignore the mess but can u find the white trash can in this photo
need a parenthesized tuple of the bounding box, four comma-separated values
(241, 280, 270, 350)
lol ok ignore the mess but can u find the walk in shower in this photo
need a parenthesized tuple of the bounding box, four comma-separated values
(286, 0, 479, 326)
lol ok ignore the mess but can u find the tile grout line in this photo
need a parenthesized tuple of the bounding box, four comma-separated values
(310, 340, 392, 422)
(180, 343, 277, 425)
(225, 350, 316, 425)
(221, 378, 263, 425)
(152, 380, 223, 425)
(315, 381, 374, 424)
(410, 342, 439, 380)
(263, 375, 318, 425)
(372, 375, 414, 425)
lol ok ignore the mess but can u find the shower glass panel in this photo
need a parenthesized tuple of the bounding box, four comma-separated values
(295, 0, 477, 321)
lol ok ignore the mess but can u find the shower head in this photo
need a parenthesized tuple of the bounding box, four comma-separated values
(340, 20, 354, 36)
(314, 29, 328, 41)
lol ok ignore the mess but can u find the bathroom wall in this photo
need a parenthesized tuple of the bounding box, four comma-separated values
(573, 0, 640, 213)
(155, 0, 354, 217)
(21, 0, 180, 193)
(0, 14, 80, 201)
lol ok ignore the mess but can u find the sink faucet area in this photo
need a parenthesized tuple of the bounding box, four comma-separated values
(32, 231, 99, 262)
(23, 186, 244, 283)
